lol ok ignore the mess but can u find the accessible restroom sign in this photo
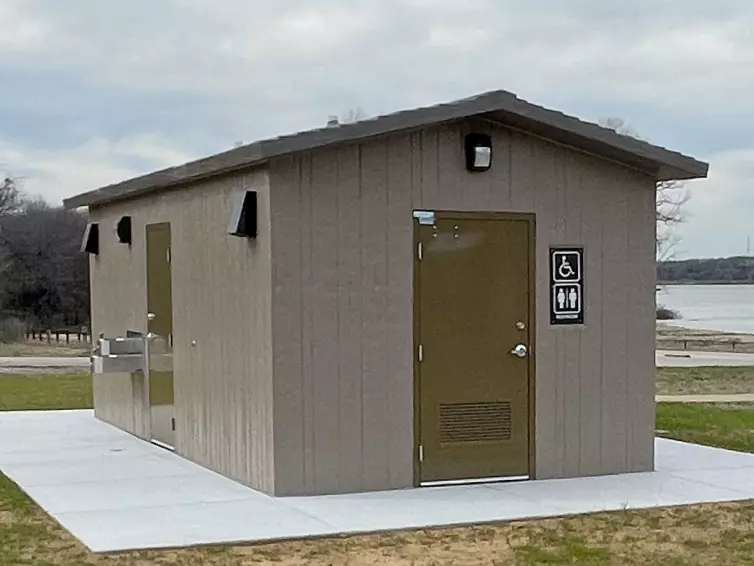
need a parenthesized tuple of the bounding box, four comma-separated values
(550, 248, 584, 325)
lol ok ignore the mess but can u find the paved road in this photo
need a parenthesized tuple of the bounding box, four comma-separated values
(656, 350, 754, 367)
(656, 393, 754, 403)
(0, 357, 90, 373)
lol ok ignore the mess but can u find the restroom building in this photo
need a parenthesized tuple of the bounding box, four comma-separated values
(64, 90, 709, 496)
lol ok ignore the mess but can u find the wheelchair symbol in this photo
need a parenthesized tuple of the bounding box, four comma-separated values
(558, 256, 576, 279)
(552, 251, 581, 282)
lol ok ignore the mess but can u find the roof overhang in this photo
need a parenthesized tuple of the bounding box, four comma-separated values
(64, 90, 709, 209)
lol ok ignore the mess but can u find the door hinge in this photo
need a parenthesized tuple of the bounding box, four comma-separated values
(418, 344, 423, 362)
(417, 242, 423, 260)
(418, 445, 424, 462)
(171, 417, 176, 432)
(166, 247, 172, 264)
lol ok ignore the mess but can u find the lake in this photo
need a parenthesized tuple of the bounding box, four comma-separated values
(657, 284, 754, 334)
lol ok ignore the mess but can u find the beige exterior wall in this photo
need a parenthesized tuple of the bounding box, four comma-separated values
(268, 118, 656, 495)
(88, 170, 276, 493)
(88, 118, 656, 497)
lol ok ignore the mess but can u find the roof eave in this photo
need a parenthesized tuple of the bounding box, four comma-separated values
(63, 151, 269, 210)
(63, 89, 710, 208)
(657, 162, 709, 182)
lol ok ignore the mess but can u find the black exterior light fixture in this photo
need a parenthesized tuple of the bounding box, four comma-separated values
(116, 216, 133, 245)
(465, 133, 493, 172)
(80, 222, 100, 255)
(228, 190, 258, 238)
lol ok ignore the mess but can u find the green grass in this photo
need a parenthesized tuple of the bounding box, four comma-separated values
(0, 373, 92, 411)
(656, 366, 754, 395)
(656, 402, 754, 453)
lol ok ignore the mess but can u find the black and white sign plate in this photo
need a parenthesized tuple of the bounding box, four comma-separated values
(550, 248, 584, 325)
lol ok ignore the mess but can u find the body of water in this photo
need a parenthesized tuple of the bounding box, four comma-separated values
(658, 284, 754, 334)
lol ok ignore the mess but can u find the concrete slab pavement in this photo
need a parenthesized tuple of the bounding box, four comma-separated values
(2, 410, 754, 553)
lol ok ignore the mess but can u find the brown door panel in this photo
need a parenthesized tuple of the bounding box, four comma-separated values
(146, 222, 175, 447)
(417, 215, 532, 483)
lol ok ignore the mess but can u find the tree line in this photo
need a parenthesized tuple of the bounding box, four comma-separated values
(0, 177, 90, 340)
(658, 256, 754, 284)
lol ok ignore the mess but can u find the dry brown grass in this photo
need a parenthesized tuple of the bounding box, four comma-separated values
(657, 324, 754, 354)
(656, 367, 754, 395)
(0, 341, 90, 357)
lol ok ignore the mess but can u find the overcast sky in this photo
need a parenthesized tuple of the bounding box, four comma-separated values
(1, 1, 752, 259)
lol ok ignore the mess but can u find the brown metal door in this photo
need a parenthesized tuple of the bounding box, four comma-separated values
(416, 213, 533, 484)
(146, 223, 175, 448)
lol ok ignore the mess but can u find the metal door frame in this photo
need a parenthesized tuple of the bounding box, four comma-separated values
(412, 210, 537, 486)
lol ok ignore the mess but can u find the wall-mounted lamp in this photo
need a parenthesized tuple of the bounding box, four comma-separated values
(465, 133, 493, 172)
(116, 216, 132, 245)
(228, 191, 258, 238)
(81, 222, 100, 255)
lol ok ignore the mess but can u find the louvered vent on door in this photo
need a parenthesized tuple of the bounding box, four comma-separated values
(439, 401, 512, 444)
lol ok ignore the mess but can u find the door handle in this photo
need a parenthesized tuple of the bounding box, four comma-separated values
(511, 344, 528, 358)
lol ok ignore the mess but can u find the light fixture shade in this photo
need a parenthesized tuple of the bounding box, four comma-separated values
(465, 133, 493, 172)
(81, 222, 99, 255)
(116, 216, 132, 245)
(228, 191, 258, 238)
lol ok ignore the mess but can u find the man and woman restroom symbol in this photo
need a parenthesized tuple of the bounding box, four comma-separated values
(556, 285, 579, 311)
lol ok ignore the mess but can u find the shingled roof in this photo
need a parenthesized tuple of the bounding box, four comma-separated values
(64, 90, 709, 209)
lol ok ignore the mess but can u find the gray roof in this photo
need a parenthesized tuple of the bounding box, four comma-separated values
(64, 90, 709, 209)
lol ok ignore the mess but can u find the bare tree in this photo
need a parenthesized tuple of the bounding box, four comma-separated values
(0, 176, 22, 217)
(600, 118, 689, 260)
(0, 176, 22, 295)
(0, 186, 90, 329)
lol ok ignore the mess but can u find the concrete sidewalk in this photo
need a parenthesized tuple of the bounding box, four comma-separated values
(656, 393, 754, 403)
(2, 410, 754, 553)
(657, 350, 754, 367)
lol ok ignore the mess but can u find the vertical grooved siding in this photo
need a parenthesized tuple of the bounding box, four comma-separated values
(270, 118, 656, 495)
(90, 118, 656, 498)
(89, 170, 275, 493)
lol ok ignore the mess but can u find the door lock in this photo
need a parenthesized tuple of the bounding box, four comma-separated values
(511, 344, 528, 358)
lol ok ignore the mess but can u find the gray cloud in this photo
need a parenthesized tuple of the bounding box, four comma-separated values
(1, 0, 753, 257)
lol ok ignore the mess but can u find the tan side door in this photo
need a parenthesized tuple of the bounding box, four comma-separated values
(416, 213, 534, 484)
(146, 222, 175, 449)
